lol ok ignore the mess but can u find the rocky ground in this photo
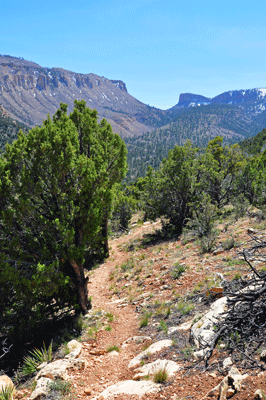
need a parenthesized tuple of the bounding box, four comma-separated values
(11, 209, 266, 400)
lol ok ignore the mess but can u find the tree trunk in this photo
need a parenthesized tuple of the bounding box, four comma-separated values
(101, 214, 109, 258)
(69, 260, 90, 314)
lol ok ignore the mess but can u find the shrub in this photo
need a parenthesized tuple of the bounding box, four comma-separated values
(153, 366, 168, 383)
(49, 379, 72, 396)
(105, 325, 112, 331)
(107, 344, 120, 352)
(158, 321, 168, 334)
(20, 341, 53, 377)
(177, 301, 195, 315)
(222, 236, 235, 250)
(0, 386, 14, 400)
(139, 312, 152, 328)
(170, 263, 187, 279)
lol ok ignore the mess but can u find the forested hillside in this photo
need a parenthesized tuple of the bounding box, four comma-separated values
(0, 105, 29, 152)
(125, 104, 266, 182)
(240, 127, 266, 154)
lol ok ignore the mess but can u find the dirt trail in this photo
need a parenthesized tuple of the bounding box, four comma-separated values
(68, 223, 158, 398)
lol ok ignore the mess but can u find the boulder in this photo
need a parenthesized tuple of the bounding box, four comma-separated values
(30, 377, 52, 400)
(133, 359, 181, 380)
(65, 339, 82, 359)
(36, 358, 86, 380)
(128, 339, 173, 369)
(200, 366, 248, 400)
(91, 380, 160, 399)
(191, 297, 228, 349)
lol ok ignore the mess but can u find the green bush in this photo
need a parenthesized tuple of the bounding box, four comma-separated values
(153, 367, 168, 383)
(139, 312, 152, 328)
(170, 263, 187, 279)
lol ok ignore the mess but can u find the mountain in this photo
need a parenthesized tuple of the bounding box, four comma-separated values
(125, 102, 266, 182)
(0, 55, 171, 137)
(3, 55, 266, 181)
(172, 88, 266, 111)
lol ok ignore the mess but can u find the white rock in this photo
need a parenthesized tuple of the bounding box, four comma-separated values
(30, 377, 52, 400)
(36, 358, 85, 380)
(0, 375, 14, 393)
(223, 357, 233, 369)
(91, 380, 160, 399)
(110, 298, 127, 304)
(168, 320, 193, 334)
(133, 359, 181, 380)
(65, 339, 82, 359)
(191, 297, 228, 348)
(109, 350, 119, 356)
(128, 339, 173, 368)
(193, 349, 208, 358)
(228, 366, 248, 391)
(254, 389, 265, 399)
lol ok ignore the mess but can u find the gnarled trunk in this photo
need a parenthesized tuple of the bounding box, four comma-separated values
(69, 260, 90, 314)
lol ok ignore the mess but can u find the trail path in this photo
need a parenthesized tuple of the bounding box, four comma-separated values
(68, 223, 158, 398)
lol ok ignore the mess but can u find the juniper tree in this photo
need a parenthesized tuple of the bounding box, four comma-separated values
(0, 101, 127, 339)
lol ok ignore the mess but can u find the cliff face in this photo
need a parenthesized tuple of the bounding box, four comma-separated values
(178, 93, 211, 107)
(0, 56, 168, 137)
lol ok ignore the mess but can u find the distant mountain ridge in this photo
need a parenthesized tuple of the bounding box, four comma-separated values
(0, 55, 171, 137)
(2, 55, 266, 179)
(172, 88, 266, 113)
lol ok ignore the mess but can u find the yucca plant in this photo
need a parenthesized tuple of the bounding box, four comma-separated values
(21, 341, 53, 377)
(0, 386, 14, 400)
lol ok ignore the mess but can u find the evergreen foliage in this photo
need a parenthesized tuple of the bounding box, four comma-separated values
(0, 100, 127, 344)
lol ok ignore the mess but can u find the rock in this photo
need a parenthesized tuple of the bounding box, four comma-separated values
(0, 375, 14, 394)
(206, 386, 220, 398)
(84, 386, 92, 395)
(90, 348, 106, 355)
(128, 339, 173, 369)
(36, 358, 86, 380)
(193, 349, 208, 358)
(65, 339, 82, 359)
(133, 359, 181, 380)
(109, 350, 119, 356)
(223, 357, 233, 369)
(191, 296, 228, 348)
(260, 349, 266, 361)
(227, 387, 235, 398)
(254, 389, 265, 399)
(206, 287, 224, 299)
(248, 228, 256, 234)
(91, 380, 160, 399)
(124, 336, 152, 344)
(200, 366, 248, 400)
(219, 376, 229, 400)
(168, 320, 193, 334)
(30, 377, 52, 400)
(36, 361, 48, 370)
(228, 366, 248, 391)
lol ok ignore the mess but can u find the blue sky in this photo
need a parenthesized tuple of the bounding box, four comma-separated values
(1, 0, 266, 109)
